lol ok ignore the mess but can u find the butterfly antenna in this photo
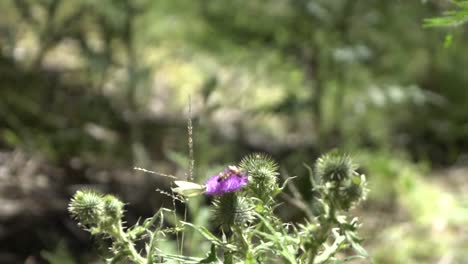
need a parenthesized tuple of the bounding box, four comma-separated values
(133, 167, 177, 179)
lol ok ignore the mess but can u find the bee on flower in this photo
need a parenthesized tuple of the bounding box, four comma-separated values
(172, 165, 248, 197)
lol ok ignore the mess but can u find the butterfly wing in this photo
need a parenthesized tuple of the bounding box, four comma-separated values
(172, 181, 206, 197)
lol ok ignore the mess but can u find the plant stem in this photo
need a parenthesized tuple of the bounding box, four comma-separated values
(308, 205, 335, 264)
(115, 221, 146, 264)
(146, 231, 157, 264)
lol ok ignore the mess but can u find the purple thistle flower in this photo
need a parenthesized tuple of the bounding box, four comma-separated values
(205, 166, 248, 195)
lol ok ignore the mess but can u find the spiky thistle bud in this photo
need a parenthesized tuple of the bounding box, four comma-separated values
(335, 173, 368, 210)
(239, 153, 279, 204)
(103, 194, 125, 220)
(69, 189, 105, 227)
(314, 152, 367, 210)
(315, 152, 356, 183)
(212, 193, 254, 232)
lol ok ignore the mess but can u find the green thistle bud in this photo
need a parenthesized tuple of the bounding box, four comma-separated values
(239, 153, 279, 203)
(314, 152, 368, 211)
(339, 173, 368, 209)
(69, 189, 105, 226)
(330, 174, 368, 211)
(103, 194, 125, 220)
(346, 174, 368, 203)
(315, 152, 356, 183)
(212, 193, 254, 231)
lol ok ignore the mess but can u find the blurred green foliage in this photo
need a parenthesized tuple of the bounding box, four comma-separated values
(0, 0, 467, 263)
(425, 1, 468, 28)
(1, 0, 468, 164)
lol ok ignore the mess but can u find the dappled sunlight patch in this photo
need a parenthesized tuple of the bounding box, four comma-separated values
(356, 151, 468, 263)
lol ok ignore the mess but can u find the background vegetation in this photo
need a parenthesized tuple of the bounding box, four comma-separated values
(0, 0, 467, 263)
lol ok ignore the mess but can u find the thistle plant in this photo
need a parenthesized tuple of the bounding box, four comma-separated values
(69, 151, 370, 263)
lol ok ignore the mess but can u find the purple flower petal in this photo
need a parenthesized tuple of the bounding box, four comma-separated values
(205, 167, 248, 195)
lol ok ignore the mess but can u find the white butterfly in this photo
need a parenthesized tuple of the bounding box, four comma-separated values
(172, 181, 206, 197)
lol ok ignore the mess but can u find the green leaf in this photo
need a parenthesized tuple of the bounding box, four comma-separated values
(331, 255, 367, 264)
(106, 252, 127, 264)
(157, 253, 205, 263)
(344, 230, 367, 257)
(303, 163, 317, 187)
(444, 34, 454, 48)
(253, 213, 298, 264)
(313, 235, 346, 264)
(280, 176, 298, 191)
(223, 251, 233, 264)
(182, 222, 237, 251)
(424, 1, 468, 27)
(199, 244, 219, 263)
(244, 251, 256, 264)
